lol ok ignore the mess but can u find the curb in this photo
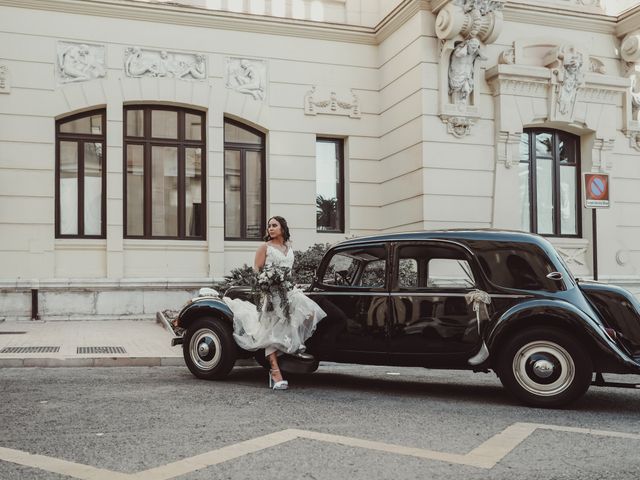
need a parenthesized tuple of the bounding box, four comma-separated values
(0, 357, 185, 368)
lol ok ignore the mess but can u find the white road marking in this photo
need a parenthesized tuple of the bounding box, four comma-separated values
(0, 423, 638, 479)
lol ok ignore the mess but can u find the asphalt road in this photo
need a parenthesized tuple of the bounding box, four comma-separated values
(1, 363, 639, 479)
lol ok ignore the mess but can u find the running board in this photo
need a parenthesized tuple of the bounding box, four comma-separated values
(592, 372, 640, 389)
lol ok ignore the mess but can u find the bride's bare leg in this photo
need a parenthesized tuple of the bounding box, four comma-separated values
(267, 352, 284, 382)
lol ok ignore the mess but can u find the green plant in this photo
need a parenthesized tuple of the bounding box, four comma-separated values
(292, 242, 332, 284)
(217, 242, 332, 291)
(215, 264, 255, 291)
(316, 195, 337, 229)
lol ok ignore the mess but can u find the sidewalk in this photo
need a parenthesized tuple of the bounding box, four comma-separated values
(0, 315, 184, 368)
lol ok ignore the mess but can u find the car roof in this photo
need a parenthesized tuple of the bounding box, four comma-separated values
(334, 229, 552, 250)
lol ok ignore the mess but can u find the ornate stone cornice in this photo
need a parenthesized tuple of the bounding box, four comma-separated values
(616, 3, 640, 38)
(504, 2, 616, 35)
(0, 0, 376, 44)
(376, 0, 430, 44)
(0, 0, 631, 46)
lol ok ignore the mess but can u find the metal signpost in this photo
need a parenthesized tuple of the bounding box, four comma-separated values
(584, 173, 610, 281)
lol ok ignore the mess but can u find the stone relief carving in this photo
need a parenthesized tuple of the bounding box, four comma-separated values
(0, 65, 9, 94)
(448, 37, 487, 106)
(437, 0, 505, 43)
(57, 42, 106, 84)
(304, 86, 360, 118)
(556, 245, 588, 271)
(621, 31, 640, 151)
(487, 39, 626, 171)
(434, 0, 506, 137)
(124, 47, 206, 80)
(498, 48, 515, 65)
(589, 57, 606, 74)
(550, 45, 586, 116)
(225, 58, 266, 100)
(442, 116, 474, 138)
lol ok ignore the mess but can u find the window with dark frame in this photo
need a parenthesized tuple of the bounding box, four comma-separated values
(316, 137, 344, 233)
(123, 106, 206, 239)
(55, 109, 106, 239)
(519, 129, 581, 237)
(224, 118, 266, 240)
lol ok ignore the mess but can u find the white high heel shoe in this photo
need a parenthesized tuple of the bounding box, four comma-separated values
(269, 369, 288, 390)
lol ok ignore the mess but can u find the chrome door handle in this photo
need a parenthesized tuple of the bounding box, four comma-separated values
(546, 271, 563, 281)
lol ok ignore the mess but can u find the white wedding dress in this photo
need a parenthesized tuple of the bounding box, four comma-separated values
(223, 245, 327, 356)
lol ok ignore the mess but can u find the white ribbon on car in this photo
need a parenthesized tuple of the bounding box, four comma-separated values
(465, 289, 491, 334)
(465, 289, 491, 366)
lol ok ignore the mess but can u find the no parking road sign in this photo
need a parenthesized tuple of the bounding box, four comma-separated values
(584, 173, 610, 208)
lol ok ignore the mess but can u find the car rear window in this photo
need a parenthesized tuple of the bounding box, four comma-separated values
(470, 244, 566, 292)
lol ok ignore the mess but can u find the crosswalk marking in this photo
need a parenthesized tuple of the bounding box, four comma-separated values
(1, 422, 639, 479)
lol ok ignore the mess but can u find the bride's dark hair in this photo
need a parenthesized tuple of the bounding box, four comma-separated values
(264, 216, 291, 242)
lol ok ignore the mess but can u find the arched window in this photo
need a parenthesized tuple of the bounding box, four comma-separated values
(519, 129, 581, 237)
(224, 118, 266, 240)
(55, 109, 106, 238)
(124, 106, 206, 239)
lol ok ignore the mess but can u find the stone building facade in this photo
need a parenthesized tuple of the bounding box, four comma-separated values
(0, 0, 639, 319)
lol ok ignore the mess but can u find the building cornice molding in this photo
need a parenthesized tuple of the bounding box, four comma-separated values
(0, 0, 377, 44)
(0, 0, 631, 45)
(375, 0, 430, 44)
(504, 2, 617, 35)
(616, 4, 640, 38)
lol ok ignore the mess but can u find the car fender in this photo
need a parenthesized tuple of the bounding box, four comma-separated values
(177, 297, 234, 330)
(485, 298, 639, 371)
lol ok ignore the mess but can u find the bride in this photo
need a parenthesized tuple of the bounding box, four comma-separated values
(223, 216, 327, 390)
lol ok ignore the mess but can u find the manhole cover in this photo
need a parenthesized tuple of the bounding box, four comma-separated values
(0, 346, 60, 354)
(77, 346, 126, 355)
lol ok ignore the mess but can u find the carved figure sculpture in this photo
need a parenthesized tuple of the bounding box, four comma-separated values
(59, 44, 105, 82)
(125, 47, 159, 77)
(556, 46, 584, 115)
(230, 59, 264, 100)
(178, 54, 206, 80)
(448, 37, 486, 105)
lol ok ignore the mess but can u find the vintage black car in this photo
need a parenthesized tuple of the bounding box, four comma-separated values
(172, 230, 640, 408)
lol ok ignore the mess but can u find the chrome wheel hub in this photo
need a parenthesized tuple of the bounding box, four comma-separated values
(190, 328, 222, 371)
(513, 341, 575, 397)
(532, 359, 555, 378)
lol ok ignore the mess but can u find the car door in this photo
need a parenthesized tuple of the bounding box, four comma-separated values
(307, 243, 390, 364)
(388, 241, 484, 366)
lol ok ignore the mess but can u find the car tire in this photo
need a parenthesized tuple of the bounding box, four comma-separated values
(497, 327, 593, 408)
(183, 317, 237, 380)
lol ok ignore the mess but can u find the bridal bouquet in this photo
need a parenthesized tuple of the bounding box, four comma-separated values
(253, 265, 294, 321)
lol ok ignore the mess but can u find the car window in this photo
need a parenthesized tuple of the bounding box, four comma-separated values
(470, 243, 566, 292)
(428, 258, 475, 288)
(397, 243, 475, 289)
(321, 246, 387, 288)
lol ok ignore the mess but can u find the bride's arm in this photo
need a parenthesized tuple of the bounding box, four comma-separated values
(254, 243, 267, 271)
